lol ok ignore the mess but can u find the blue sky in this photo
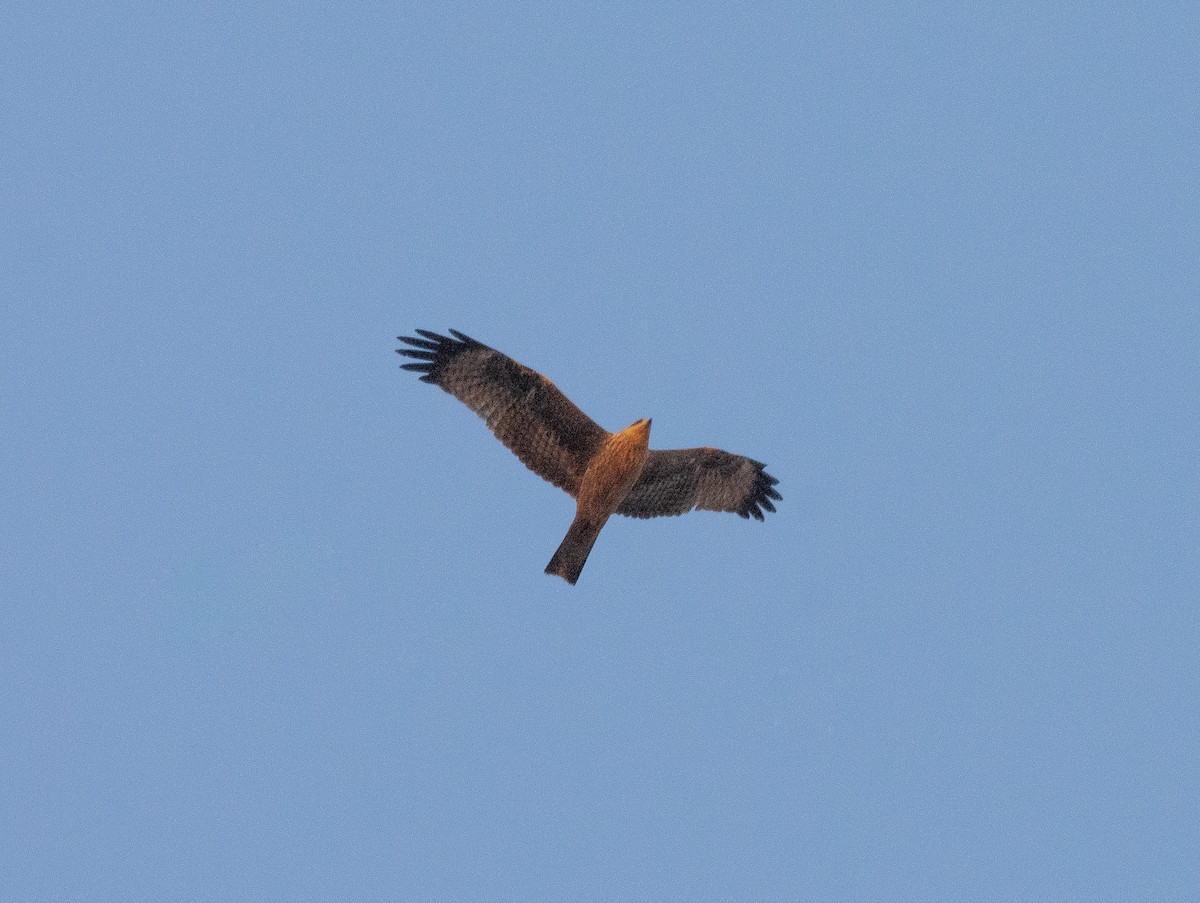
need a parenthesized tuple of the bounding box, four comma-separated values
(3, 2, 1198, 900)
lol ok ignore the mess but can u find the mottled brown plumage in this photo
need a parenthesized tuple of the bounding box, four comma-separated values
(398, 329, 781, 583)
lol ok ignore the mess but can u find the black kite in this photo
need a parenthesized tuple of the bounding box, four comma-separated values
(398, 329, 781, 584)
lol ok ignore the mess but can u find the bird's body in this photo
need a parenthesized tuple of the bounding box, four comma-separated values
(546, 418, 651, 584)
(398, 329, 780, 584)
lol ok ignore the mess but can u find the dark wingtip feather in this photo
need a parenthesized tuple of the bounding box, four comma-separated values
(745, 462, 781, 520)
(396, 329, 488, 382)
(448, 328, 483, 346)
(398, 348, 438, 361)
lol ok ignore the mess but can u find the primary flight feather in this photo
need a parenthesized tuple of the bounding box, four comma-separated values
(398, 329, 781, 584)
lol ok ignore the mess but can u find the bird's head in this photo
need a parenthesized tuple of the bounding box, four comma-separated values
(618, 417, 652, 445)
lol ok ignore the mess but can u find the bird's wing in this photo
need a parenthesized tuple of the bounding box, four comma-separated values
(616, 447, 781, 520)
(398, 329, 609, 496)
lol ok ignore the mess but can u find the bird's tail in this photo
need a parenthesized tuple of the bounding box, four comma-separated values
(545, 514, 606, 585)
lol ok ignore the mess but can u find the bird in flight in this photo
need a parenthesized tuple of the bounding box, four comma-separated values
(397, 329, 781, 584)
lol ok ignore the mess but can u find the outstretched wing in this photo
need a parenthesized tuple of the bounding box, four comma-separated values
(616, 447, 781, 520)
(398, 329, 609, 496)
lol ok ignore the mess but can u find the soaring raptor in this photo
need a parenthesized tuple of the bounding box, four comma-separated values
(398, 329, 781, 584)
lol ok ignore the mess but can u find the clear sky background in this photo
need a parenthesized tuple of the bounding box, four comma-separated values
(3, 3, 1198, 901)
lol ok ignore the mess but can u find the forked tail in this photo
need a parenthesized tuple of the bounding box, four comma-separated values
(545, 515, 606, 585)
